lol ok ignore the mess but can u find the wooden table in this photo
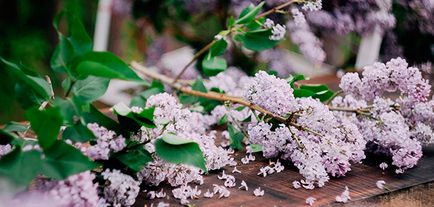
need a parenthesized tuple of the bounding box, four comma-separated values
(136, 146, 434, 207)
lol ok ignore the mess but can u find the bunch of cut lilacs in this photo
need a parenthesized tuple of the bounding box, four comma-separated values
(6, 92, 234, 207)
(334, 57, 433, 173)
(203, 57, 433, 189)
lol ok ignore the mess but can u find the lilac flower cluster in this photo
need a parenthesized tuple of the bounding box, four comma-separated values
(306, 0, 396, 35)
(75, 123, 126, 160)
(37, 171, 102, 207)
(339, 57, 431, 103)
(137, 93, 234, 187)
(101, 169, 140, 207)
(244, 71, 298, 116)
(287, 9, 326, 64)
(334, 57, 433, 173)
(263, 18, 286, 41)
(245, 72, 366, 188)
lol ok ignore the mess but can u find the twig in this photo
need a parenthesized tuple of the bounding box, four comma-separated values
(256, 0, 300, 19)
(325, 90, 343, 105)
(131, 61, 287, 123)
(172, 40, 217, 84)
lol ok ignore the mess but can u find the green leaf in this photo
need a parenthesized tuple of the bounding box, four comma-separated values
(41, 140, 98, 179)
(81, 104, 124, 135)
(51, 34, 75, 74)
(209, 39, 228, 57)
(2, 122, 28, 133)
(71, 76, 110, 102)
(228, 125, 244, 151)
(51, 12, 92, 75)
(235, 29, 279, 51)
(1, 58, 50, 106)
(112, 103, 156, 130)
(235, 2, 265, 25)
(293, 88, 316, 98)
(249, 144, 262, 153)
(297, 84, 335, 102)
(115, 146, 152, 172)
(155, 136, 207, 172)
(130, 80, 165, 107)
(0, 148, 43, 186)
(227, 16, 235, 28)
(218, 114, 228, 125)
(25, 107, 63, 150)
(299, 85, 329, 93)
(202, 56, 227, 76)
(287, 74, 306, 88)
(62, 124, 95, 142)
(74, 52, 145, 82)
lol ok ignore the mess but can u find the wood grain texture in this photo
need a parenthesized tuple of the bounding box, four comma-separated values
(136, 146, 434, 207)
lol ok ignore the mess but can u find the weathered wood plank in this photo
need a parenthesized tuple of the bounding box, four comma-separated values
(137, 146, 434, 207)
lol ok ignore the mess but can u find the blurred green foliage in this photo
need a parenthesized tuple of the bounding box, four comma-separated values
(0, 0, 98, 122)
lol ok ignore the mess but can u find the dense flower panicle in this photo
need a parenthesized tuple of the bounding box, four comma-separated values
(340, 57, 431, 102)
(335, 58, 433, 172)
(306, 0, 395, 35)
(246, 72, 367, 188)
(76, 123, 126, 160)
(398, 0, 434, 35)
(287, 17, 326, 63)
(244, 71, 297, 116)
(101, 169, 140, 207)
(40, 171, 101, 207)
(302, 0, 322, 11)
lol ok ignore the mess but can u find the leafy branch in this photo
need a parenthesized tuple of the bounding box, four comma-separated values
(172, 0, 302, 83)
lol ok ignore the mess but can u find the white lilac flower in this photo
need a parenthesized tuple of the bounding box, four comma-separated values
(204, 189, 214, 198)
(212, 184, 230, 198)
(253, 187, 264, 197)
(306, 196, 316, 206)
(172, 185, 201, 205)
(379, 162, 388, 170)
(269, 24, 286, 41)
(101, 169, 140, 207)
(292, 181, 301, 189)
(335, 186, 351, 203)
(376, 180, 386, 190)
(264, 18, 275, 29)
(157, 202, 170, 207)
(239, 180, 248, 191)
(232, 167, 241, 174)
(224, 175, 236, 188)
